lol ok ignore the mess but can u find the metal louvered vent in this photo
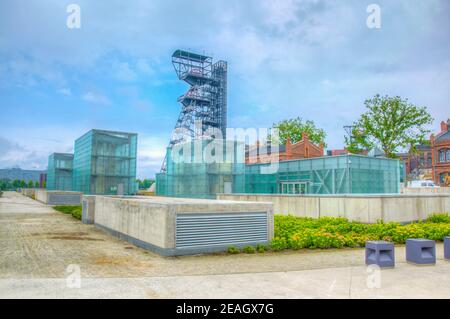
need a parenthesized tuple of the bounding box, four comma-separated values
(176, 212, 268, 249)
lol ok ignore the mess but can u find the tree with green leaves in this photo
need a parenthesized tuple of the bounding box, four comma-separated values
(345, 95, 433, 158)
(20, 180, 26, 188)
(271, 117, 327, 147)
(12, 179, 20, 188)
(27, 180, 34, 188)
(35, 181, 40, 188)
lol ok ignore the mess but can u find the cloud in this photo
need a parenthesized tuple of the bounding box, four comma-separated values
(58, 88, 72, 96)
(0, 0, 449, 173)
(0, 125, 87, 170)
(0, 56, 66, 88)
(137, 136, 167, 178)
(136, 58, 154, 75)
(82, 91, 111, 105)
(0, 137, 24, 156)
(0, 137, 47, 169)
(111, 61, 138, 82)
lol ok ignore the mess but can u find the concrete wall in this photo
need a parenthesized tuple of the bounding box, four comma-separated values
(81, 195, 96, 224)
(21, 188, 35, 198)
(35, 189, 82, 205)
(403, 187, 450, 194)
(35, 189, 47, 203)
(94, 196, 273, 256)
(217, 193, 450, 223)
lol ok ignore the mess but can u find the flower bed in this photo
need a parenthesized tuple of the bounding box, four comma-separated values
(270, 214, 450, 250)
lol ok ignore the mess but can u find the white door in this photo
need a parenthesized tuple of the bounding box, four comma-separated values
(224, 182, 232, 194)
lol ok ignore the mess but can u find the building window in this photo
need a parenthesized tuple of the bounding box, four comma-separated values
(447, 149, 450, 162)
(439, 150, 446, 163)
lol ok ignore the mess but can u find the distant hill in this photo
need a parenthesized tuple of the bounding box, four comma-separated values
(0, 168, 47, 182)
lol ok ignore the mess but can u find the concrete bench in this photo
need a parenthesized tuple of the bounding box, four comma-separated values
(365, 241, 395, 268)
(406, 239, 436, 265)
(445, 237, 450, 260)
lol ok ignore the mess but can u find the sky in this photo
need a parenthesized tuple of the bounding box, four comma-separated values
(0, 0, 449, 178)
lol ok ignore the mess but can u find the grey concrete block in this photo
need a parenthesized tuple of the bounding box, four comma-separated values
(444, 237, 450, 260)
(406, 239, 436, 265)
(365, 241, 395, 268)
(35, 189, 82, 205)
(94, 196, 274, 256)
(81, 195, 96, 224)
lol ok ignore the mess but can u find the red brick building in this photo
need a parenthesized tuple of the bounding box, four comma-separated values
(396, 144, 432, 179)
(431, 120, 450, 186)
(246, 132, 324, 164)
(327, 149, 349, 156)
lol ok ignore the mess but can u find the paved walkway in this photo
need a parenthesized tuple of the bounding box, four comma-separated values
(1, 191, 449, 298)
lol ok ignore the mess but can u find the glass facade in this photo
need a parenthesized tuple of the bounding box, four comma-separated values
(72, 129, 138, 195)
(46, 153, 74, 191)
(157, 149, 401, 198)
(245, 155, 400, 194)
(156, 139, 245, 199)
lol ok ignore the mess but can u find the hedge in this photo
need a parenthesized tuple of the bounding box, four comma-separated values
(271, 214, 450, 250)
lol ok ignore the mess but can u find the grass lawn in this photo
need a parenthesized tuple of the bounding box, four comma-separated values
(53, 205, 82, 220)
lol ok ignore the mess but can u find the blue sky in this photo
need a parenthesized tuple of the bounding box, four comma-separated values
(0, 0, 449, 178)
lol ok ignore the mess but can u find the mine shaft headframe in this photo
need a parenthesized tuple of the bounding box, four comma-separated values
(172, 50, 213, 80)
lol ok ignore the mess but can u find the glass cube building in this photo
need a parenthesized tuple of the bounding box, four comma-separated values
(156, 139, 245, 199)
(72, 129, 138, 195)
(46, 153, 74, 191)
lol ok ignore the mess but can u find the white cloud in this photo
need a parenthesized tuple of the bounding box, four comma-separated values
(136, 58, 154, 75)
(137, 135, 167, 178)
(0, 56, 66, 88)
(82, 91, 111, 105)
(0, 0, 449, 169)
(58, 88, 72, 96)
(111, 61, 138, 82)
(0, 125, 85, 170)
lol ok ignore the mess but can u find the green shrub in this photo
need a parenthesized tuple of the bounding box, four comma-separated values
(227, 246, 240, 254)
(256, 244, 267, 253)
(272, 214, 450, 250)
(270, 237, 288, 251)
(426, 213, 450, 223)
(53, 205, 82, 220)
(242, 245, 256, 254)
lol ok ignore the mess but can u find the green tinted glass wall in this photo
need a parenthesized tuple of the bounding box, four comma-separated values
(156, 139, 245, 199)
(46, 153, 73, 191)
(73, 129, 138, 195)
(245, 155, 400, 194)
(348, 156, 400, 193)
(157, 150, 401, 197)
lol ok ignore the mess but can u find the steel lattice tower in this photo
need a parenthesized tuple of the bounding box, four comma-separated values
(161, 50, 227, 171)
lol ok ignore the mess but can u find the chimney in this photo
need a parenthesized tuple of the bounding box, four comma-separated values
(319, 142, 325, 155)
(440, 121, 448, 132)
(301, 131, 308, 141)
(285, 137, 292, 158)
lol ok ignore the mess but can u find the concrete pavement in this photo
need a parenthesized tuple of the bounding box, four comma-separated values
(1, 191, 449, 298)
